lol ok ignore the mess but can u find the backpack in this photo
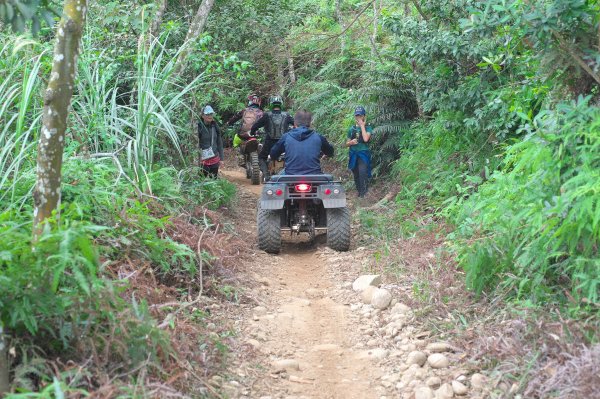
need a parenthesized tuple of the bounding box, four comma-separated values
(266, 111, 290, 139)
(240, 107, 263, 135)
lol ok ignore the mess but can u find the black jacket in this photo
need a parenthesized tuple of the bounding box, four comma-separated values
(198, 120, 224, 160)
(250, 110, 294, 138)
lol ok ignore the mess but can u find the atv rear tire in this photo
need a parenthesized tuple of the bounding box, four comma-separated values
(257, 207, 281, 254)
(326, 207, 351, 251)
(250, 152, 260, 185)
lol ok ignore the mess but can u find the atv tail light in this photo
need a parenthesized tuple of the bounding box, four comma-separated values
(324, 188, 332, 195)
(266, 189, 273, 196)
(333, 188, 340, 194)
(295, 184, 311, 192)
(275, 188, 283, 196)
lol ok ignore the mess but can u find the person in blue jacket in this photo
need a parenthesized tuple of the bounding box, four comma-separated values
(270, 110, 334, 175)
(346, 106, 373, 197)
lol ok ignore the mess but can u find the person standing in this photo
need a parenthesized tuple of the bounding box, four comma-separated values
(346, 106, 373, 197)
(198, 105, 224, 178)
(251, 95, 294, 181)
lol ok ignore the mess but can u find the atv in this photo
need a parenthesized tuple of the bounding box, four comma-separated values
(257, 174, 351, 254)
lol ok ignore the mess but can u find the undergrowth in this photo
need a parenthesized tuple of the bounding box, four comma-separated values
(1, 158, 236, 394)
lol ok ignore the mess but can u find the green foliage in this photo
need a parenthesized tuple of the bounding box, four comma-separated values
(178, 167, 237, 210)
(448, 97, 600, 307)
(0, 212, 108, 339)
(0, 0, 58, 36)
(0, 37, 45, 211)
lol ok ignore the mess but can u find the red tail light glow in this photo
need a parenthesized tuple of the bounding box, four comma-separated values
(275, 189, 283, 196)
(295, 184, 311, 192)
(324, 188, 332, 195)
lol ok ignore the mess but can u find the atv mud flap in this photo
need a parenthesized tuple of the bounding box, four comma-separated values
(260, 199, 285, 210)
(322, 198, 346, 208)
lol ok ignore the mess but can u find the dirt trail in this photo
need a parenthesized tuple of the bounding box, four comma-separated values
(221, 168, 381, 399)
(218, 166, 490, 399)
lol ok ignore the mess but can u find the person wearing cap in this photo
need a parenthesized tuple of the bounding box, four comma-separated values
(198, 105, 224, 178)
(346, 106, 373, 198)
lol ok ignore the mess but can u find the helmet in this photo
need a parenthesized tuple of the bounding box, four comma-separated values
(354, 106, 366, 116)
(247, 94, 261, 107)
(269, 95, 283, 108)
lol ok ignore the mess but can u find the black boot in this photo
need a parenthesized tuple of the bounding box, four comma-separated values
(259, 158, 269, 182)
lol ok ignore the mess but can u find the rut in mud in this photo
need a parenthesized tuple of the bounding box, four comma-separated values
(217, 166, 491, 399)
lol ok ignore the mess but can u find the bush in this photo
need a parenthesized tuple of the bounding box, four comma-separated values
(448, 97, 600, 308)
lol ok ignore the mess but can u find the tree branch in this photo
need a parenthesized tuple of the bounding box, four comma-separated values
(174, 0, 215, 75)
(411, 0, 430, 21)
(552, 30, 600, 85)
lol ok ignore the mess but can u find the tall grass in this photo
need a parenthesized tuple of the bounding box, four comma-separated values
(114, 35, 205, 186)
(0, 37, 45, 211)
(71, 31, 207, 191)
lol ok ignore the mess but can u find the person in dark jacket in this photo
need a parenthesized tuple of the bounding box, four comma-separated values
(198, 105, 224, 178)
(270, 110, 334, 175)
(346, 106, 373, 197)
(251, 95, 294, 181)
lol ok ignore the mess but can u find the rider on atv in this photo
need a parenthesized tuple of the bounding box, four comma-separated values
(269, 110, 334, 175)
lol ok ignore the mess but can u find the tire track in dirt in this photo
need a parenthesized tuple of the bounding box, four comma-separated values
(221, 168, 381, 399)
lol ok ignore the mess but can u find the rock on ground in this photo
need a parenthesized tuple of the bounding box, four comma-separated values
(407, 351, 427, 367)
(414, 386, 435, 399)
(371, 288, 393, 310)
(361, 285, 377, 304)
(452, 380, 468, 396)
(428, 353, 449, 369)
(352, 275, 382, 291)
(425, 376, 441, 389)
(426, 342, 455, 353)
(272, 359, 300, 372)
(435, 383, 454, 399)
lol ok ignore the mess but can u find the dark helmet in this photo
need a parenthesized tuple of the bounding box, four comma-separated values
(269, 95, 283, 108)
(247, 94, 261, 106)
(354, 106, 366, 116)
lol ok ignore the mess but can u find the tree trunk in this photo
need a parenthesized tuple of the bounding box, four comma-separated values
(33, 0, 87, 238)
(277, 56, 285, 93)
(371, 0, 378, 58)
(0, 326, 9, 396)
(335, 0, 346, 52)
(175, 0, 215, 75)
(138, 0, 168, 50)
(287, 48, 296, 85)
(150, 0, 168, 39)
